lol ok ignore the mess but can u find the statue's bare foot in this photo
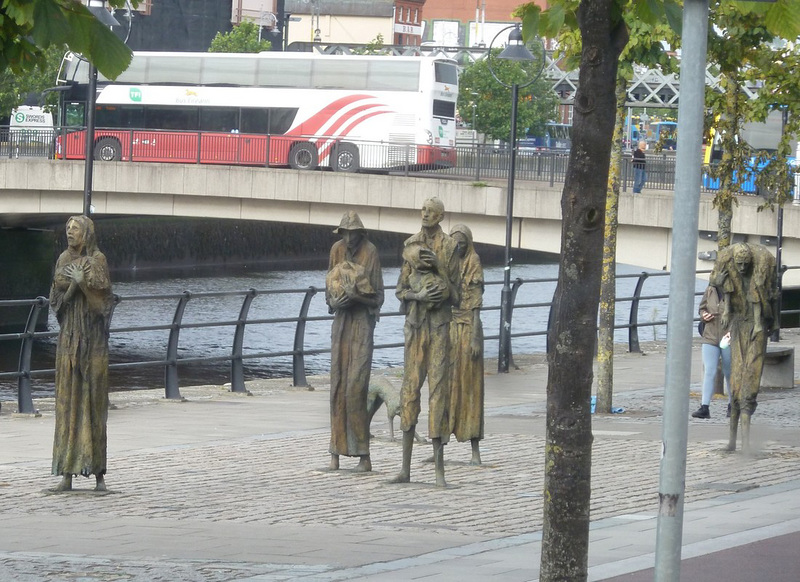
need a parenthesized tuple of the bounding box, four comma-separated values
(354, 456, 372, 472)
(51, 475, 72, 492)
(470, 455, 482, 466)
(330, 454, 340, 470)
(389, 471, 410, 484)
(94, 475, 107, 492)
(723, 443, 736, 453)
(435, 473, 447, 487)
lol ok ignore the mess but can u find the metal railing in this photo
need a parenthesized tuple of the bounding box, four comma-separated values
(4, 125, 793, 196)
(4, 266, 797, 414)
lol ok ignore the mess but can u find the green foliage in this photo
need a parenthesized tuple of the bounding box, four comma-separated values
(208, 20, 271, 53)
(0, 0, 134, 79)
(352, 34, 387, 55)
(458, 47, 559, 143)
(0, 44, 64, 118)
(705, 0, 800, 221)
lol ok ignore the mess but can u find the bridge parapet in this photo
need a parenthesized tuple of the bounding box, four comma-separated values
(1, 159, 798, 285)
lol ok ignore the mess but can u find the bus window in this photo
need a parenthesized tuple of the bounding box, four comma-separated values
(268, 108, 299, 134)
(145, 107, 198, 130)
(434, 61, 458, 85)
(257, 59, 312, 88)
(313, 60, 368, 90)
(433, 99, 456, 120)
(369, 61, 419, 91)
(240, 108, 269, 134)
(201, 57, 257, 86)
(64, 102, 85, 126)
(200, 108, 238, 132)
(96, 105, 144, 128)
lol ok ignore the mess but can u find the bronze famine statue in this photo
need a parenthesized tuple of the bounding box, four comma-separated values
(710, 242, 778, 454)
(448, 224, 485, 465)
(50, 215, 113, 492)
(326, 211, 384, 472)
(392, 197, 460, 487)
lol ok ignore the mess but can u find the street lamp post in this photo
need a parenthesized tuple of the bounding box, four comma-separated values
(486, 24, 545, 373)
(83, 0, 121, 218)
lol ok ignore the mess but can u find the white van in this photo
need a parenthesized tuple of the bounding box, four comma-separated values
(10, 105, 54, 144)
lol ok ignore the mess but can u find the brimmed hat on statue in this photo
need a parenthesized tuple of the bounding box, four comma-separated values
(333, 210, 366, 233)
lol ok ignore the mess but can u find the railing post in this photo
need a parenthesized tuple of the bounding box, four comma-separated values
(265, 134, 271, 167)
(549, 151, 556, 187)
(404, 144, 410, 177)
(507, 278, 524, 369)
(628, 272, 650, 353)
(231, 289, 258, 393)
(292, 286, 318, 387)
(196, 132, 202, 164)
(475, 144, 481, 181)
(17, 297, 47, 415)
(165, 291, 191, 400)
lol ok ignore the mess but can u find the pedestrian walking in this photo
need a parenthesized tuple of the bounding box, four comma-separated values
(632, 140, 647, 193)
(692, 284, 731, 419)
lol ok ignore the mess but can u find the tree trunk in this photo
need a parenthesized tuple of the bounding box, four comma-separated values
(596, 73, 627, 415)
(540, 2, 627, 581)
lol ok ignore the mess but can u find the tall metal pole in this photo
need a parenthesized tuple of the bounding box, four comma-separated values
(83, 62, 98, 217)
(498, 82, 519, 373)
(771, 106, 789, 342)
(654, 0, 709, 578)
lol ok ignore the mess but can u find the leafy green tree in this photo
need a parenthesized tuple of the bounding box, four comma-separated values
(0, 0, 134, 79)
(0, 44, 64, 118)
(516, 1, 800, 579)
(705, 1, 800, 248)
(598, 17, 679, 414)
(209, 20, 271, 53)
(520, 2, 628, 578)
(458, 48, 558, 143)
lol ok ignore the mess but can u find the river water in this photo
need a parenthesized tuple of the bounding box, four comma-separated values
(0, 261, 705, 402)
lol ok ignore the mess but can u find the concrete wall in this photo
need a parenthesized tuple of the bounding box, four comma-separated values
(1, 158, 798, 285)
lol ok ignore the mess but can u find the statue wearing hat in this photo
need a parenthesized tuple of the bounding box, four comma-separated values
(326, 211, 384, 471)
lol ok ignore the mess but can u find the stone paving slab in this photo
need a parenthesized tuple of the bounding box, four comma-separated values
(1, 335, 799, 580)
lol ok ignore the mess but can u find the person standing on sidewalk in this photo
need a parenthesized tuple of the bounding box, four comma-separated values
(326, 211, 384, 472)
(692, 284, 731, 419)
(632, 140, 647, 193)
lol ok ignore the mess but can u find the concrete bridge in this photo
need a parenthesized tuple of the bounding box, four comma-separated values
(2, 159, 799, 286)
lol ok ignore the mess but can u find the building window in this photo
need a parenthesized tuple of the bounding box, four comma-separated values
(414, 9, 418, 23)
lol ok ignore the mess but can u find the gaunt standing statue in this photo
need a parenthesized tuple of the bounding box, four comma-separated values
(326, 211, 384, 471)
(710, 242, 777, 454)
(448, 224, 485, 465)
(50, 215, 113, 492)
(392, 197, 459, 486)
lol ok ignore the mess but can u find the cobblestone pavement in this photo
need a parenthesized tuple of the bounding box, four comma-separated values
(1, 336, 799, 581)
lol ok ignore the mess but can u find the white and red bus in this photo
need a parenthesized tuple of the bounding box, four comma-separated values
(55, 51, 459, 172)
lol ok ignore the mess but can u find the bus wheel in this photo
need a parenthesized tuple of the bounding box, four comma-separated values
(333, 143, 360, 173)
(94, 137, 121, 161)
(289, 142, 318, 170)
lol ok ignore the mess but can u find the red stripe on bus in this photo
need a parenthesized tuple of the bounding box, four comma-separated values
(316, 109, 391, 160)
(288, 94, 376, 135)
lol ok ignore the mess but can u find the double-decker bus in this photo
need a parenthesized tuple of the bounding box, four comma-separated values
(55, 51, 459, 172)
